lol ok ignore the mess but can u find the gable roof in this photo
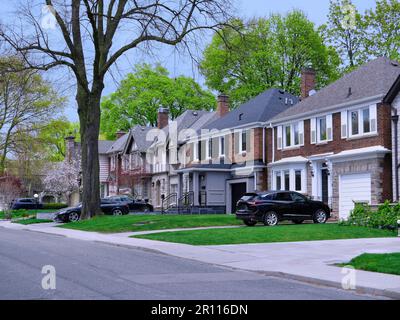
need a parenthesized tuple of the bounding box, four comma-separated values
(126, 125, 156, 153)
(106, 133, 129, 154)
(98, 140, 114, 154)
(203, 89, 299, 131)
(271, 57, 400, 123)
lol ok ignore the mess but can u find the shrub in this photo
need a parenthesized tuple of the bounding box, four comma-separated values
(342, 201, 400, 230)
(42, 203, 68, 210)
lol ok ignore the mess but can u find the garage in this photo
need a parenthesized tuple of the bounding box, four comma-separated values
(339, 173, 371, 220)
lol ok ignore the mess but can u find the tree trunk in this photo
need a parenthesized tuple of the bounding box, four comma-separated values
(76, 84, 103, 219)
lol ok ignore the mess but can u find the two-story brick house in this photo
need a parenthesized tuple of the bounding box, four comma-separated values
(267, 57, 400, 220)
(178, 89, 299, 214)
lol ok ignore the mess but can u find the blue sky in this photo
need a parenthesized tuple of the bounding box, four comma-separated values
(0, 0, 377, 122)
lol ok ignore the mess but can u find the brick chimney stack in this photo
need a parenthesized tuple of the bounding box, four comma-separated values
(217, 94, 229, 117)
(65, 135, 76, 162)
(116, 131, 127, 139)
(301, 68, 316, 99)
(157, 107, 170, 129)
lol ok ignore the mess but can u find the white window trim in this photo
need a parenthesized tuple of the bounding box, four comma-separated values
(219, 136, 225, 157)
(317, 116, 328, 143)
(239, 130, 247, 153)
(348, 106, 377, 138)
(206, 139, 212, 160)
(282, 122, 303, 149)
(272, 166, 306, 193)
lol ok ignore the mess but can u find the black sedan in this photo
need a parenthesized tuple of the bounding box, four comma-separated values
(236, 191, 331, 227)
(106, 195, 153, 212)
(54, 199, 130, 223)
(11, 198, 43, 210)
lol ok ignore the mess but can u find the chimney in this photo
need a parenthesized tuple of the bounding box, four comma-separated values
(116, 131, 127, 139)
(157, 107, 169, 129)
(301, 68, 316, 99)
(65, 135, 76, 162)
(217, 94, 229, 117)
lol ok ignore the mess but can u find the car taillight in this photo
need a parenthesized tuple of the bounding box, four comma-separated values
(248, 201, 262, 206)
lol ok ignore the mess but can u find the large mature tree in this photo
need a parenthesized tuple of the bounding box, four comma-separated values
(200, 11, 340, 107)
(0, 0, 233, 219)
(320, 0, 366, 71)
(100, 63, 216, 139)
(0, 57, 64, 173)
(364, 0, 400, 61)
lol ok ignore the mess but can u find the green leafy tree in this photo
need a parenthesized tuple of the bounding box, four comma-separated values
(200, 11, 340, 107)
(364, 0, 400, 61)
(37, 119, 80, 162)
(320, 0, 366, 71)
(101, 64, 216, 139)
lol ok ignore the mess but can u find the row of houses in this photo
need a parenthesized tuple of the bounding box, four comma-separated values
(66, 57, 400, 220)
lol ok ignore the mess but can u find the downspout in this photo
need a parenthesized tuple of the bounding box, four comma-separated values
(392, 109, 399, 202)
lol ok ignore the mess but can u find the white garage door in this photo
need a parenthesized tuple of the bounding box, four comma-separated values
(339, 173, 371, 220)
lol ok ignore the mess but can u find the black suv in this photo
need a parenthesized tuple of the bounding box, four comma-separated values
(53, 199, 130, 222)
(236, 191, 331, 227)
(11, 198, 43, 210)
(106, 195, 153, 212)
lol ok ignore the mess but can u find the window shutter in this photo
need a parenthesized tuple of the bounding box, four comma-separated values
(277, 126, 283, 150)
(310, 118, 317, 144)
(370, 104, 377, 132)
(189, 143, 194, 162)
(246, 130, 251, 152)
(200, 140, 206, 161)
(341, 111, 348, 139)
(234, 132, 240, 154)
(212, 137, 219, 158)
(326, 114, 333, 141)
(299, 121, 304, 146)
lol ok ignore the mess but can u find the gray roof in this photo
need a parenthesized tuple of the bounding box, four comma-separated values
(271, 57, 400, 122)
(106, 134, 129, 154)
(130, 125, 156, 152)
(98, 140, 114, 154)
(204, 89, 299, 130)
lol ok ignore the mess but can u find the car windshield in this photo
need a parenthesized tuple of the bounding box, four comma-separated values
(240, 194, 258, 201)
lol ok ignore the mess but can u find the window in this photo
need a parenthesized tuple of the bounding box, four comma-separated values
(282, 122, 303, 148)
(295, 170, 302, 191)
(197, 141, 201, 161)
(284, 171, 290, 191)
(276, 192, 292, 201)
(240, 131, 247, 152)
(284, 125, 291, 148)
(220, 136, 225, 156)
(276, 172, 282, 190)
(348, 106, 376, 137)
(351, 110, 359, 135)
(318, 116, 327, 142)
(293, 123, 300, 145)
(291, 192, 306, 202)
(363, 108, 370, 133)
(110, 156, 116, 170)
(207, 139, 212, 159)
(261, 193, 275, 201)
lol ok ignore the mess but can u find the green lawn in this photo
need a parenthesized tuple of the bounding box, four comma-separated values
(60, 214, 241, 233)
(133, 224, 397, 245)
(340, 253, 400, 276)
(12, 218, 54, 225)
(0, 209, 56, 219)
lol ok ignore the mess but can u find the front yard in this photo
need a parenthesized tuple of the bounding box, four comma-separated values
(60, 214, 242, 233)
(0, 209, 56, 220)
(133, 224, 397, 245)
(340, 253, 400, 276)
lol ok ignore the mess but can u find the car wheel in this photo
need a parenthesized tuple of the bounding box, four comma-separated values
(313, 209, 328, 224)
(68, 212, 80, 222)
(263, 211, 279, 227)
(292, 219, 304, 224)
(244, 220, 257, 227)
(112, 209, 123, 216)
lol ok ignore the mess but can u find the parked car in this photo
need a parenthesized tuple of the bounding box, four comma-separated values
(106, 195, 153, 212)
(10, 198, 43, 210)
(236, 191, 331, 227)
(54, 199, 130, 222)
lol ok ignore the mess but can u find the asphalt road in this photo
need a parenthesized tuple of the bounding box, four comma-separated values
(0, 227, 380, 300)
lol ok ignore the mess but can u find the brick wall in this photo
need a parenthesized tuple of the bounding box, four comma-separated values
(271, 103, 392, 160)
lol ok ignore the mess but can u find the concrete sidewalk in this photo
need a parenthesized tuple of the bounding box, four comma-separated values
(1, 220, 399, 299)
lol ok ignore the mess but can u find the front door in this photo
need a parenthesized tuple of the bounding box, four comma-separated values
(231, 183, 247, 213)
(321, 167, 329, 204)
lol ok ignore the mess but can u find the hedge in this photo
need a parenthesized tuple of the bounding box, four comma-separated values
(341, 201, 400, 230)
(42, 203, 68, 210)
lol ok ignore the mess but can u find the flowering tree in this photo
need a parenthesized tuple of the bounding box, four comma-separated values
(0, 174, 24, 219)
(43, 158, 80, 205)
